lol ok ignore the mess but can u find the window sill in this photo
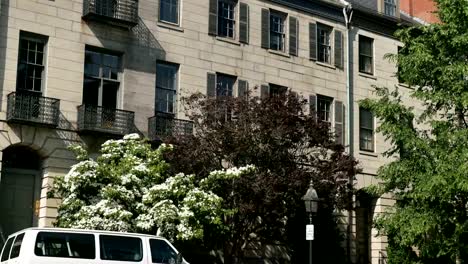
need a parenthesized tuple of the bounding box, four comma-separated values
(157, 21, 184, 32)
(359, 151, 378, 157)
(316, 61, 336, 70)
(358, 72, 377, 80)
(216, 36, 241, 46)
(268, 49, 290, 58)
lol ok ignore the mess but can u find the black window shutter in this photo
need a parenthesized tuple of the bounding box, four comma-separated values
(309, 94, 317, 116)
(239, 3, 249, 44)
(261, 84, 270, 99)
(289, 16, 298, 56)
(238, 80, 248, 97)
(334, 30, 343, 68)
(309, 23, 317, 60)
(335, 100, 345, 145)
(208, 0, 218, 35)
(261, 9, 270, 49)
(207, 73, 216, 97)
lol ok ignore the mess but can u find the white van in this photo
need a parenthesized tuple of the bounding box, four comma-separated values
(0, 228, 189, 264)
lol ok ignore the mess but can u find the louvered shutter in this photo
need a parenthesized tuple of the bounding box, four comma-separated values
(309, 94, 317, 116)
(207, 73, 216, 97)
(238, 80, 248, 97)
(335, 100, 345, 145)
(208, 0, 218, 35)
(309, 23, 317, 60)
(261, 84, 270, 99)
(289, 16, 298, 56)
(239, 3, 249, 44)
(261, 9, 270, 49)
(334, 30, 344, 68)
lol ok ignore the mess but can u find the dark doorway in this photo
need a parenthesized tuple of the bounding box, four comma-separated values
(0, 146, 42, 245)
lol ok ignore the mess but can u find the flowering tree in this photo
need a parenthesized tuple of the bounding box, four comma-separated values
(50, 134, 254, 242)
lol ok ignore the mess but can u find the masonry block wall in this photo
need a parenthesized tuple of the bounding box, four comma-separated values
(0, 0, 415, 262)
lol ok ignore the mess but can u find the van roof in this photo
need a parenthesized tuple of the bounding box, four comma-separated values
(7, 227, 168, 240)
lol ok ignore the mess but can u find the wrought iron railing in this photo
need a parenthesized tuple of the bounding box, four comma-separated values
(7, 92, 60, 127)
(148, 113, 193, 141)
(77, 105, 135, 135)
(83, 0, 139, 27)
(379, 251, 388, 264)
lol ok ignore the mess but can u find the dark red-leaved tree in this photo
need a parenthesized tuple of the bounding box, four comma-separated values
(166, 91, 359, 264)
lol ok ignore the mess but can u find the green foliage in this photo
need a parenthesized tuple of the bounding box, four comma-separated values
(362, 1, 468, 263)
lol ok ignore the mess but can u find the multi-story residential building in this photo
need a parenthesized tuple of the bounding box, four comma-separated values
(0, 0, 431, 263)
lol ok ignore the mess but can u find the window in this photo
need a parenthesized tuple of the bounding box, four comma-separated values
(9, 233, 24, 259)
(34, 232, 95, 259)
(83, 47, 121, 109)
(359, 36, 374, 75)
(216, 73, 235, 97)
(1, 237, 14, 261)
(317, 95, 333, 123)
(270, 12, 286, 51)
(159, 0, 179, 24)
(384, 0, 397, 16)
(317, 24, 332, 64)
(360, 108, 375, 152)
(218, 0, 236, 38)
(269, 84, 287, 97)
(150, 239, 178, 264)
(100, 235, 142, 262)
(156, 62, 178, 114)
(16, 33, 47, 94)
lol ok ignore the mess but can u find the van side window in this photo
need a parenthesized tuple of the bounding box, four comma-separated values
(9, 233, 25, 259)
(100, 235, 143, 262)
(149, 239, 177, 264)
(34, 232, 95, 259)
(0, 237, 14, 261)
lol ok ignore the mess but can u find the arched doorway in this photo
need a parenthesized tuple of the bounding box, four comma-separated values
(0, 145, 42, 241)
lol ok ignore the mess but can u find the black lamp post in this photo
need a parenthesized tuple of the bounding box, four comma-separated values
(303, 180, 319, 264)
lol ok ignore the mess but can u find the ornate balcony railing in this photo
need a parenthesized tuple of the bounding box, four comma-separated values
(83, 0, 139, 28)
(7, 92, 60, 127)
(148, 113, 193, 141)
(77, 105, 135, 136)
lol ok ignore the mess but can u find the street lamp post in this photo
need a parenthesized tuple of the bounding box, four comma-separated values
(303, 180, 319, 264)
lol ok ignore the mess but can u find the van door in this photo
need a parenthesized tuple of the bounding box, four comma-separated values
(99, 234, 146, 264)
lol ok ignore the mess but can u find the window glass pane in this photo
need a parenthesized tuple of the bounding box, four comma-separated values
(360, 109, 373, 129)
(1, 237, 14, 261)
(100, 235, 142, 262)
(34, 232, 95, 259)
(160, 0, 178, 24)
(216, 74, 235, 97)
(83, 77, 100, 106)
(150, 239, 178, 264)
(317, 96, 332, 122)
(9, 233, 25, 259)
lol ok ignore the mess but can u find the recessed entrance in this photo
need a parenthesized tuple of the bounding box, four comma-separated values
(0, 146, 42, 244)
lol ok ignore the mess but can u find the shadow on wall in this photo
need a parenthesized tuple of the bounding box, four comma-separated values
(0, 0, 11, 113)
(85, 17, 166, 74)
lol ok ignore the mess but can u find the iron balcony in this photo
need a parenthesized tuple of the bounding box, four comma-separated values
(82, 0, 139, 28)
(7, 92, 60, 127)
(77, 105, 135, 136)
(148, 113, 193, 141)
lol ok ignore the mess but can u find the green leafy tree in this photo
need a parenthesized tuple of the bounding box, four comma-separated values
(361, 1, 468, 263)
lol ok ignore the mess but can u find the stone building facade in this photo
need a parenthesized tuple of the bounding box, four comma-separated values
(0, 0, 423, 263)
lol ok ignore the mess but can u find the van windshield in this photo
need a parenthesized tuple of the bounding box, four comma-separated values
(34, 232, 95, 259)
